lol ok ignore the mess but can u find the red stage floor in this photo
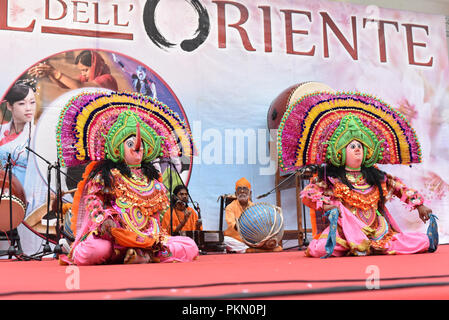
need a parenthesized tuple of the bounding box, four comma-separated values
(1, 244, 448, 300)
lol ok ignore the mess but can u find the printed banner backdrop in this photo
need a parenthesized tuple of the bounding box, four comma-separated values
(0, 0, 448, 254)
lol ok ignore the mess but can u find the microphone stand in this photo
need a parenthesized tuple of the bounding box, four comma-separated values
(169, 160, 173, 236)
(25, 147, 74, 259)
(171, 160, 203, 249)
(53, 159, 64, 255)
(25, 147, 77, 186)
(156, 159, 202, 237)
(0, 154, 37, 260)
(0, 154, 15, 258)
(29, 152, 53, 259)
(300, 179, 310, 247)
(256, 169, 299, 200)
(256, 165, 318, 250)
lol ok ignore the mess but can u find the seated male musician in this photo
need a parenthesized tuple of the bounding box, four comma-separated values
(161, 185, 202, 234)
(223, 178, 283, 253)
(223, 178, 253, 253)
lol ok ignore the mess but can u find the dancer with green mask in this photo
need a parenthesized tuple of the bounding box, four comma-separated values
(57, 91, 198, 265)
(277, 91, 438, 258)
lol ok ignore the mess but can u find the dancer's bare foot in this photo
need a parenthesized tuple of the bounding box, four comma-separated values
(124, 248, 151, 264)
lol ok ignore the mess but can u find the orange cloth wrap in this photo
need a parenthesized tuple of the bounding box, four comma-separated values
(110, 227, 156, 249)
(70, 161, 99, 236)
(235, 177, 251, 190)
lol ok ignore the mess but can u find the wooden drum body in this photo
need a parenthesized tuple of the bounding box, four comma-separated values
(267, 81, 335, 137)
(0, 169, 27, 232)
(237, 203, 285, 250)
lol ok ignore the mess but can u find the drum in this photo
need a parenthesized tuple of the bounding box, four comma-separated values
(63, 206, 75, 241)
(237, 203, 284, 250)
(23, 201, 75, 243)
(267, 81, 335, 138)
(0, 169, 27, 232)
(23, 203, 57, 236)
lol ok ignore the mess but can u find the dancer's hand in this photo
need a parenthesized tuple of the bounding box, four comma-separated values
(99, 218, 115, 236)
(417, 204, 432, 223)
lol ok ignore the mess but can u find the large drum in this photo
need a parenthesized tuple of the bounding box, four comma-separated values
(0, 169, 27, 232)
(267, 81, 335, 137)
(237, 203, 284, 250)
(23, 199, 75, 243)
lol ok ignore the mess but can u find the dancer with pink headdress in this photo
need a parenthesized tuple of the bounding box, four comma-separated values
(57, 91, 198, 265)
(277, 91, 438, 258)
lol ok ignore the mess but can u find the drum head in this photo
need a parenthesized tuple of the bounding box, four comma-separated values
(237, 203, 284, 249)
(267, 82, 335, 136)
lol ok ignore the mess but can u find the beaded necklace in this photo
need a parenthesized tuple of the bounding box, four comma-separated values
(332, 178, 387, 211)
(111, 168, 169, 217)
(345, 170, 370, 190)
(130, 166, 145, 182)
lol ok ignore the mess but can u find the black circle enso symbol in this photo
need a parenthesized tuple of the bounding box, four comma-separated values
(143, 0, 210, 52)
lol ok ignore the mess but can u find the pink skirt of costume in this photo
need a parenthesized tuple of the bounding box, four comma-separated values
(69, 235, 199, 265)
(306, 203, 429, 258)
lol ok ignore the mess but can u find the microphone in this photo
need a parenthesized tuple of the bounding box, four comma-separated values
(298, 164, 319, 178)
(193, 201, 200, 211)
(173, 194, 188, 208)
(176, 200, 186, 208)
(5, 153, 14, 168)
(256, 192, 270, 200)
(152, 159, 173, 164)
(256, 165, 320, 199)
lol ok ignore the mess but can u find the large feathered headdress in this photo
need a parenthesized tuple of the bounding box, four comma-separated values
(56, 91, 195, 167)
(277, 91, 422, 172)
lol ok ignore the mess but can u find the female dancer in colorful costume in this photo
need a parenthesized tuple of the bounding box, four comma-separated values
(277, 91, 438, 258)
(57, 91, 198, 265)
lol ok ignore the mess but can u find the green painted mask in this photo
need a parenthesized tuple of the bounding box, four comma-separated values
(104, 110, 163, 163)
(325, 113, 384, 167)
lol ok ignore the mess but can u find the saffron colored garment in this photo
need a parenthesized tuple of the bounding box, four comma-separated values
(224, 199, 253, 242)
(301, 173, 429, 257)
(223, 199, 253, 253)
(60, 165, 198, 265)
(161, 207, 202, 233)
